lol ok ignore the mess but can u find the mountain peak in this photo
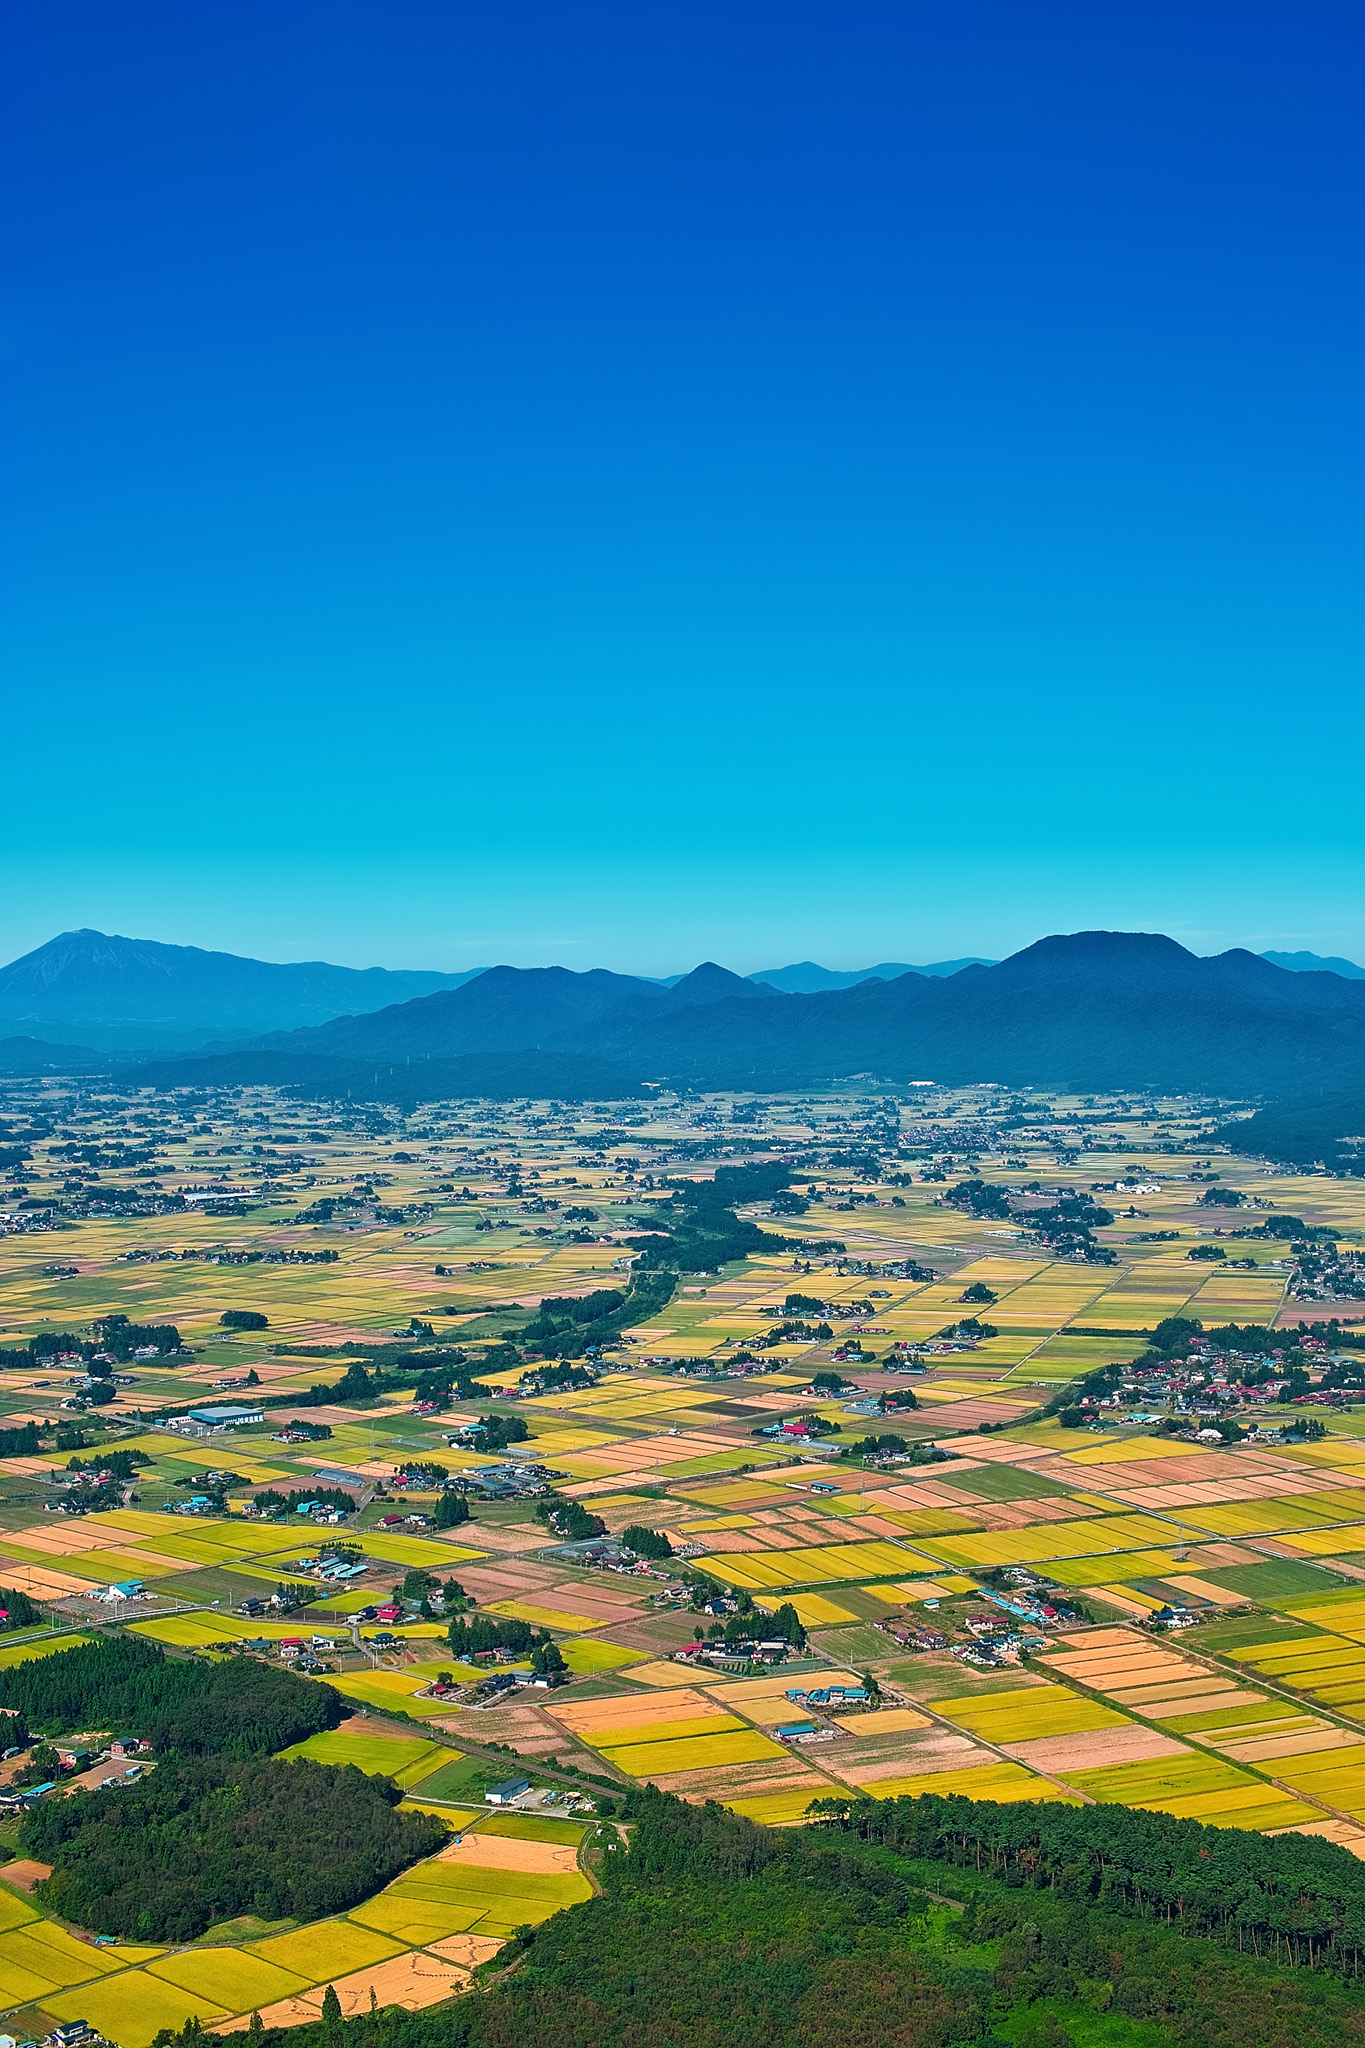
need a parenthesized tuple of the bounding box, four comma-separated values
(662, 962, 772, 1007)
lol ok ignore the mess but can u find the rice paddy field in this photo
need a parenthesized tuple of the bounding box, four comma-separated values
(5, 1078, 1365, 2027)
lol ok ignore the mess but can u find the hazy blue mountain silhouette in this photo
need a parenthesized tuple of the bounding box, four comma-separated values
(0, 930, 480, 1048)
(749, 959, 994, 991)
(201, 930, 1365, 1096)
(1260, 950, 1365, 979)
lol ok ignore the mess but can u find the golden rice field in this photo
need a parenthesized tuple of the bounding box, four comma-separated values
(1179, 1491, 1365, 1538)
(930, 1684, 1134, 1741)
(582, 1712, 749, 1749)
(715, 1539, 915, 1589)
(0, 1633, 88, 1668)
(599, 1728, 789, 1775)
(1063, 1752, 1318, 1828)
(912, 1513, 1175, 1570)
(279, 1728, 453, 1786)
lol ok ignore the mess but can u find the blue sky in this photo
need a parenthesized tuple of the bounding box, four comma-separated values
(5, 1, 1363, 976)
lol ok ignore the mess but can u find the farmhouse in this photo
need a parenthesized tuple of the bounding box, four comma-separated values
(484, 1777, 531, 1805)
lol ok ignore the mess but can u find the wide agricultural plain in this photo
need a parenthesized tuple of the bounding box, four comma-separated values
(2, 1078, 1365, 2034)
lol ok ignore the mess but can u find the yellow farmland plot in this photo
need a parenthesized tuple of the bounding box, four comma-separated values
(1221, 1637, 1365, 1707)
(0, 1633, 89, 1668)
(913, 1514, 1176, 1570)
(0, 1892, 40, 1937)
(583, 1713, 749, 1749)
(43, 1974, 230, 2048)
(841, 1760, 1072, 1804)
(327, 1665, 481, 1716)
(1063, 1751, 1312, 1826)
(147, 1947, 312, 2011)
(131, 1615, 244, 1650)
(931, 1685, 1133, 1740)
(1226, 1635, 1364, 1676)
(1041, 1550, 1185, 1587)
(86, 1509, 299, 1554)
(559, 1638, 648, 1673)
(247, 1918, 406, 1983)
(869, 1508, 983, 1538)
(718, 1539, 913, 1589)
(772, 1591, 859, 1626)
(356, 1532, 486, 1568)
(279, 1728, 452, 1786)
(1283, 1596, 1365, 1634)
(1281, 1524, 1365, 1555)
(0, 1920, 116, 1996)
(1055, 1437, 1207, 1466)
(725, 1787, 827, 1825)
(482, 1599, 604, 1632)
(1181, 1496, 1365, 1538)
(601, 1728, 788, 1775)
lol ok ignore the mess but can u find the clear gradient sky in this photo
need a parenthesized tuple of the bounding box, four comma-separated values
(5, 2, 1364, 977)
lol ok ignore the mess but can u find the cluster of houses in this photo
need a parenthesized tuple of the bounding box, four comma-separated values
(773, 1681, 872, 1740)
(1085, 1333, 1348, 1429)
(0, 1736, 149, 1815)
(876, 1619, 947, 1651)
(674, 1637, 796, 1669)
(446, 1461, 565, 1501)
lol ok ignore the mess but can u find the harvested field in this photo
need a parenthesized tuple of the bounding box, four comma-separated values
(833, 1734, 991, 1782)
(438, 1835, 580, 1876)
(1001, 1728, 1187, 1774)
(611, 1659, 717, 1687)
(649, 1759, 832, 1799)
(836, 1759, 1071, 1802)
(546, 1688, 721, 1734)
(699, 1670, 862, 1708)
(1145, 1689, 1270, 1721)
(216, 1952, 467, 2029)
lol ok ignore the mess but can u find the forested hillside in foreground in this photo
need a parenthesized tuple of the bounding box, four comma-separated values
(172, 1789, 1365, 2048)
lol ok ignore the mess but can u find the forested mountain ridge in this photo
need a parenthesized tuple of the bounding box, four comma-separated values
(217, 929, 1365, 1096)
(255, 961, 768, 1063)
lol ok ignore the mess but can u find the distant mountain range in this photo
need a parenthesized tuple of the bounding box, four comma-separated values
(0, 930, 482, 1050)
(0, 1035, 104, 1077)
(748, 959, 995, 992)
(114, 930, 1365, 1101)
(10, 928, 1365, 1103)
(1259, 950, 1365, 979)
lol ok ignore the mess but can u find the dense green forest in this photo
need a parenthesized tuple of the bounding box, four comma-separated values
(0, 1633, 341, 1754)
(171, 1789, 1365, 2048)
(24, 1755, 446, 1941)
(808, 1790, 1365, 1968)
